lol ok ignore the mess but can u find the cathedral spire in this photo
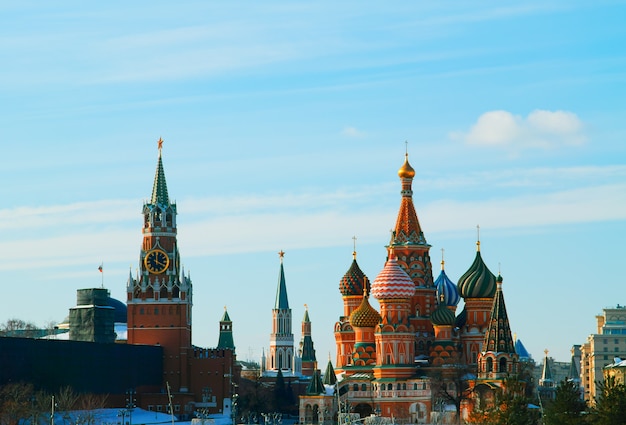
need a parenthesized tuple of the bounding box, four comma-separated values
(482, 275, 515, 354)
(390, 150, 428, 247)
(151, 137, 170, 206)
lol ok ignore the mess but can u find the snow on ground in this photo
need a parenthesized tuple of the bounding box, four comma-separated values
(48, 408, 231, 425)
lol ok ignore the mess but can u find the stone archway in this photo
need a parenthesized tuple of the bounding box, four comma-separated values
(409, 402, 428, 424)
(353, 403, 373, 418)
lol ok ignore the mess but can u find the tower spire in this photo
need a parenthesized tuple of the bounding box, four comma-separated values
(151, 137, 170, 206)
(390, 149, 428, 247)
(275, 251, 289, 309)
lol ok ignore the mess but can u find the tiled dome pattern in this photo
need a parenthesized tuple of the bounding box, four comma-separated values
(350, 295, 381, 328)
(339, 259, 369, 296)
(371, 257, 415, 300)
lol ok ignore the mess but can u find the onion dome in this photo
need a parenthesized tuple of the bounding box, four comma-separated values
(457, 242, 496, 299)
(350, 293, 381, 328)
(398, 153, 415, 179)
(339, 251, 369, 296)
(435, 267, 460, 307)
(371, 257, 415, 300)
(431, 299, 456, 326)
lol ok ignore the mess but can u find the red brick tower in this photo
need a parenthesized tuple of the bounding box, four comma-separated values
(127, 139, 193, 393)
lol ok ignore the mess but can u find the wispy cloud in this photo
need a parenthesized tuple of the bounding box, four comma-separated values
(2, 166, 625, 272)
(452, 109, 586, 152)
(341, 126, 366, 138)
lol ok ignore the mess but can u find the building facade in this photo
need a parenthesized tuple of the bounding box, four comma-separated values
(580, 305, 626, 403)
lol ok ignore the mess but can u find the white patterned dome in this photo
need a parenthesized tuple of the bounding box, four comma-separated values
(371, 257, 415, 300)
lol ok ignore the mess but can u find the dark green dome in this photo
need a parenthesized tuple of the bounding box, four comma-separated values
(457, 250, 496, 298)
(431, 303, 455, 326)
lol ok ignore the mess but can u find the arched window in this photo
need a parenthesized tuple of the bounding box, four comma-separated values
(486, 357, 493, 373)
(499, 357, 507, 373)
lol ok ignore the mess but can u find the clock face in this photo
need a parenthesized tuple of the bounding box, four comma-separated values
(144, 249, 169, 274)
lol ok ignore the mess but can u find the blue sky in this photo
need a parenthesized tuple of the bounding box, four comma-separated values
(1, 1, 626, 366)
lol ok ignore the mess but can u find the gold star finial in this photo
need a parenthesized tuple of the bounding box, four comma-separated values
(158, 137, 164, 151)
(278, 250, 285, 262)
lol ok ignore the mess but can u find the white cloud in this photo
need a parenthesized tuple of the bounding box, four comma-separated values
(341, 126, 366, 138)
(3, 167, 626, 273)
(458, 109, 586, 150)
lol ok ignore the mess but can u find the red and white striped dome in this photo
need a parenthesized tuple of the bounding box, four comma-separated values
(371, 257, 415, 300)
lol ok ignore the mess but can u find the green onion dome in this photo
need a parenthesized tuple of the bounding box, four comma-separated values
(339, 254, 369, 297)
(350, 294, 382, 328)
(431, 301, 455, 326)
(457, 249, 496, 299)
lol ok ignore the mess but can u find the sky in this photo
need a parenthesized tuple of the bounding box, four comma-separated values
(1, 1, 626, 367)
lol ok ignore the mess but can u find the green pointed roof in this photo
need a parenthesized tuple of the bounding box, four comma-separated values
(322, 359, 337, 386)
(221, 309, 231, 322)
(303, 309, 310, 322)
(482, 275, 515, 354)
(217, 308, 235, 350)
(151, 145, 170, 206)
(306, 369, 326, 395)
(275, 251, 289, 309)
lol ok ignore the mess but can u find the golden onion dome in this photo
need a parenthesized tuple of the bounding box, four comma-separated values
(398, 153, 415, 178)
(350, 294, 381, 328)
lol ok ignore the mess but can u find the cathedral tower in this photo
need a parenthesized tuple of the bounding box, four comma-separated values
(126, 139, 193, 392)
(335, 248, 369, 372)
(456, 236, 496, 366)
(371, 255, 416, 379)
(388, 153, 435, 357)
(476, 274, 518, 380)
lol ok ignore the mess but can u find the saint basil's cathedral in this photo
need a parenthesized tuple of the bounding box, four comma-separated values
(298, 153, 524, 424)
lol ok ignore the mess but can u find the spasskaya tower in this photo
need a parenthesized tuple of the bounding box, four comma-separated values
(126, 138, 193, 393)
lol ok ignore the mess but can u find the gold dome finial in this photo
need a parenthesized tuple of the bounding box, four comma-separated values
(352, 235, 357, 260)
(476, 224, 481, 252)
(398, 142, 415, 178)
